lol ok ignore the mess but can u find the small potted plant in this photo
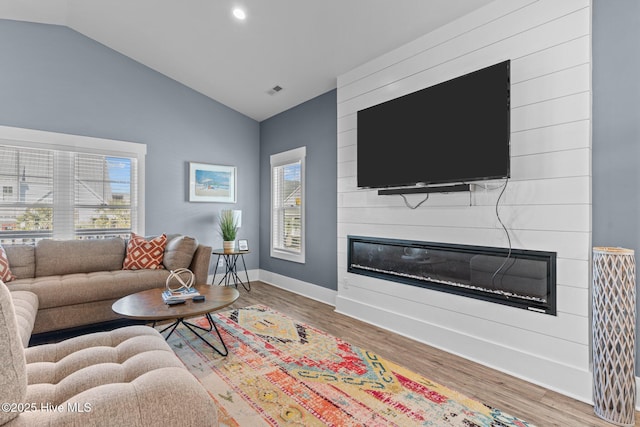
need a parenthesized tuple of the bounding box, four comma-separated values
(219, 209, 238, 253)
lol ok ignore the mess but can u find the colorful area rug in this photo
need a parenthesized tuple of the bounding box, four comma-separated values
(166, 305, 534, 427)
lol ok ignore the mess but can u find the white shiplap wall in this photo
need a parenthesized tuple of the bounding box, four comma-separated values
(336, 0, 592, 402)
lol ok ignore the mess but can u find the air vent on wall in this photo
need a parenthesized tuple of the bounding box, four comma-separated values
(267, 85, 283, 95)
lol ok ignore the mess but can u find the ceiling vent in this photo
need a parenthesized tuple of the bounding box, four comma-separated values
(267, 85, 283, 96)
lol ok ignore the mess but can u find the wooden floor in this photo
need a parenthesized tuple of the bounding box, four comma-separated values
(231, 281, 639, 427)
(30, 280, 638, 426)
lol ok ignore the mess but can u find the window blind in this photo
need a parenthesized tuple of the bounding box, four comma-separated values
(272, 160, 302, 253)
(0, 146, 54, 243)
(74, 154, 136, 239)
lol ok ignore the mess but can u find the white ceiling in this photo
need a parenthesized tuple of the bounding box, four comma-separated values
(1, 0, 495, 121)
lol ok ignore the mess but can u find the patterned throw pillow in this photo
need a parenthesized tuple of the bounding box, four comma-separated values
(0, 245, 15, 282)
(122, 233, 167, 270)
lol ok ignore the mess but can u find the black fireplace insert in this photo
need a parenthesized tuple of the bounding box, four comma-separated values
(347, 236, 556, 315)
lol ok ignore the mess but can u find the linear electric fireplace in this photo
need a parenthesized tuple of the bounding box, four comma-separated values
(347, 236, 556, 315)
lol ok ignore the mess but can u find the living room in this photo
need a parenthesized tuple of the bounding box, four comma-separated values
(1, 0, 639, 426)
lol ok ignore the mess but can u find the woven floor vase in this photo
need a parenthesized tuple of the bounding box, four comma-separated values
(592, 247, 636, 426)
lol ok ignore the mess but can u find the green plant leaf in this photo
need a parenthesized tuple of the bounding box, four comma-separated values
(218, 209, 238, 241)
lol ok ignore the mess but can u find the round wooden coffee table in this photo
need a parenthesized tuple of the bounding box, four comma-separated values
(112, 284, 239, 356)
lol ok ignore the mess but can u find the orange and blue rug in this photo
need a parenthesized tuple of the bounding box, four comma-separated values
(167, 305, 534, 426)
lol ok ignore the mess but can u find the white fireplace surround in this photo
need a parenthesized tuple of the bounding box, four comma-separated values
(336, 0, 600, 406)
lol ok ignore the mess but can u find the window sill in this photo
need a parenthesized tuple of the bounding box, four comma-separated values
(271, 249, 305, 264)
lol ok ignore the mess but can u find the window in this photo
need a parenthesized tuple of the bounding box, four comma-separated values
(2, 186, 13, 200)
(271, 147, 305, 263)
(0, 126, 145, 245)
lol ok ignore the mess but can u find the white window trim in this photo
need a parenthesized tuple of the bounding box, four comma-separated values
(270, 146, 306, 264)
(0, 125, 146, 235)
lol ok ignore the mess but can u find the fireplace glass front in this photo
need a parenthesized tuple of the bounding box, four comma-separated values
(347, 236, 556, 315)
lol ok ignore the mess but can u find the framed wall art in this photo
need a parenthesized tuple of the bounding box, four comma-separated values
(189, 162, 237, 203)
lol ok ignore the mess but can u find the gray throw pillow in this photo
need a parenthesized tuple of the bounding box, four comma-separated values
(163, 235, 199, 271)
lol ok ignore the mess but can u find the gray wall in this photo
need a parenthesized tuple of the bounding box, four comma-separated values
(259, 90, 337, 290)
(0, 19, 260, 272)
(592, 0, 640, 371)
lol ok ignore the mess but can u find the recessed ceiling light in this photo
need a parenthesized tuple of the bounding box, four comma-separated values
(233, 8, 246, 20)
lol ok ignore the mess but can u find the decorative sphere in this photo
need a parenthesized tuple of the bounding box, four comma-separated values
(165, 268, 195, 292)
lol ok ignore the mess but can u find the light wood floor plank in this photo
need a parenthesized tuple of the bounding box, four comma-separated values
(229, 281, 639, 427)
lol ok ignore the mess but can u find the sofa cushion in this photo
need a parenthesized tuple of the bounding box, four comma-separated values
(35, 238, 126, 277)
(21, 326, 217, 426)
(0, 280, 27, 425)
(9, 290, 39, 347)
(4, 244, 35, 279)
(8, 270, 171, 310)
(163, 235, 198, 271)
(123, 233, 167, 270)
(25, 326, 183, 384)
(0, 244, 16, 282)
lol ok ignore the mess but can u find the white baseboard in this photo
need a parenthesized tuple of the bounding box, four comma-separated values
(257, 269, 337, 306)
(335, 294, 595, 405)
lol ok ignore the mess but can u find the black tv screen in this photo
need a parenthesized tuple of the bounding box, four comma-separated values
(357, 60, 510, 189)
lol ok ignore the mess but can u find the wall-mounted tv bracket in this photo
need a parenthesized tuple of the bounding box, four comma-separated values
(377, 183, 470, 196)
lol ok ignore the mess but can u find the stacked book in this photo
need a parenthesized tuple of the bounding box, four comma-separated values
(162, 287, 200, 302)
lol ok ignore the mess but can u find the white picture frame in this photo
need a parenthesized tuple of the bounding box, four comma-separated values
(189, 162, 237, 203)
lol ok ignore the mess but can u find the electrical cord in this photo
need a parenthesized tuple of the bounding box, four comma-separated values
(490, 177, 513, 288)
(395, 179, 513, 289)
(400, 193, 429, 209)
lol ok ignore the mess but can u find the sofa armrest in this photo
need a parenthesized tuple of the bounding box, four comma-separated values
(190, 244, 212, 285)
(9, 291, 38, 348)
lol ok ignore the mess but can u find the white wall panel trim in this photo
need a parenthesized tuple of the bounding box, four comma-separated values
(336, 0, 592, 404)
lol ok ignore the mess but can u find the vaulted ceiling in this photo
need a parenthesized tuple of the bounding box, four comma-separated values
(1, 0, 495, 121)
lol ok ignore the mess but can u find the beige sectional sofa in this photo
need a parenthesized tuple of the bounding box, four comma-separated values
(1, 280, 217, 426)
(0, 235, 218, 426)
(4, 234, 212, 334)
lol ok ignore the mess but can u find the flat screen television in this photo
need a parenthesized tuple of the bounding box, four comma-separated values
(357, 60, 510, 189)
